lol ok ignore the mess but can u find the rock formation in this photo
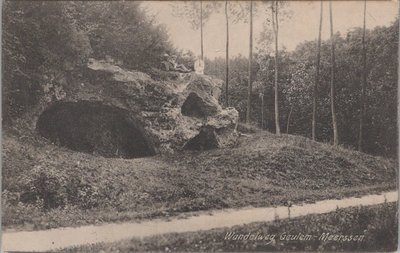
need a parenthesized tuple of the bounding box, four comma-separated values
(36, 59, 239, 158)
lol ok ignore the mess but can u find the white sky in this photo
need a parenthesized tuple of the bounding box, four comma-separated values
(143, 1, 398, 58)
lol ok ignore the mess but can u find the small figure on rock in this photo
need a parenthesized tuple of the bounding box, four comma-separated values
(194, 55, 205, 75)
(161, 53, 191, 73)
(169, 55, 191, 73)
(161, 53, 174, 71)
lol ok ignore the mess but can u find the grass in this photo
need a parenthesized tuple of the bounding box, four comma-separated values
(2, 129, 397, 231)
(64, 202, 398, 252)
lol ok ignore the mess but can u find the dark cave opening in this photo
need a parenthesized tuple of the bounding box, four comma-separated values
(36, 101, 156, 159)
(184, 126, 219, 151)
(181, 92, 208, 118)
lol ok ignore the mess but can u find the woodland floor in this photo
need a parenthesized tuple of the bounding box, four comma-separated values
(2, 128, 397, 231)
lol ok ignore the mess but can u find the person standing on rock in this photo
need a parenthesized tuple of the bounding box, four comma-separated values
(194, 55, 204, 75)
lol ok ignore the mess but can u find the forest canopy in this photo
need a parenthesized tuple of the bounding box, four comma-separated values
(3, 1, 174, 122)
(205, 19, 398, 156)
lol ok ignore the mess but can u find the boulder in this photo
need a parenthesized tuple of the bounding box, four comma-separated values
(185, 74, 222, 100)
(181, 92, 221, 118)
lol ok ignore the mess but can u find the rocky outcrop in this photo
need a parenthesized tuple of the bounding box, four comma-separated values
(181, 92, 219, 118)
(36, 59, 239, 157)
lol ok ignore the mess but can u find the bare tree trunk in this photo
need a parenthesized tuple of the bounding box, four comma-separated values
(200, 0, 204, 60)
(358, 0, 367, 151)
(225, 0, 229, 107)
(272, 1, 281, 135)
(312, 0, 323, 141)
(329, 0, 339, 145)
(287, 104, 293, 134)
(261, 59, 270, 130)
(246, 0, 253, 124)
(260, 94, 264, 128)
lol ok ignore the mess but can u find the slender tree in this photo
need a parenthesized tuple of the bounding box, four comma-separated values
(246, 0, 253, 124)
(329, 0, 339, 145)
(312, 1, 323, 141)
(260, 58, 271, 129)
(358, 0, 367, 151)
(271, 0, 281, 135)
(287, 103, 293, 133)
(225, 0, 229, 107)
(259, 92, 265, 128)
(200, 0, 204, 59)
(223, 1, 246, 108)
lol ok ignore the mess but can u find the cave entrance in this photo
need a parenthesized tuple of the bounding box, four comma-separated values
(184, 126, 219, 151)
(37, 101, 156, 159)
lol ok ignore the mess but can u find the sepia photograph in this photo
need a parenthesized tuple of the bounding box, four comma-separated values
(1, 0, 398, 252)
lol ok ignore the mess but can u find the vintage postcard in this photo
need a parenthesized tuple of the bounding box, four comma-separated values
(2, 0, 398, 252)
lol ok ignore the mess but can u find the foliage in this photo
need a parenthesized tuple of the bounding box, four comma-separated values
(205, 19, 398, 156)
(205, 55, 259, 120)
(73, 2, 173, 71)
(2, 1, 91, 122)
(171, 1, 220, 30)
(287, 22, 398, 155)
(2, 1, 174, 124)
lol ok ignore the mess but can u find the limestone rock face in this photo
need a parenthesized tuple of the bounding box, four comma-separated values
(185, 74, 222, 100)
(181, 92, 220, 119)
(180, 74, 223, 119)
(37, 59, 239, 156)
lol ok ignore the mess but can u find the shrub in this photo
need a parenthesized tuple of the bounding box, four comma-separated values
(18, 165, 101, 210)
(19, 165, 68, 209)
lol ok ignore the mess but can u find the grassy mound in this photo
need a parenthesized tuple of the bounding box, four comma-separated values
(67, 203, 397, 252)
(2, 130, 397, 230)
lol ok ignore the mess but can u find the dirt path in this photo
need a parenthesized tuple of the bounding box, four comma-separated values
(2, 191, 397, 252)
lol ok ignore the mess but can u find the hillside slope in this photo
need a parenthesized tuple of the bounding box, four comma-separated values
(2, 129, 396, 231)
